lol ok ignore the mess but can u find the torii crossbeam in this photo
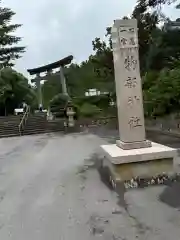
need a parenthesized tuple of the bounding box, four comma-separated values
(27, 55, 73, 109)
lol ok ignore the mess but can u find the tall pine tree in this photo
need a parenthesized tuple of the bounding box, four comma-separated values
(0, 1, 25, 68)
(143, 0, 177, 7)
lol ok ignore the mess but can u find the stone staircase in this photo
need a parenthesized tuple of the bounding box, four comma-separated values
(22, 113, 64, 136)
(0, 115, 22, 138)
(0, 113, 64, 138)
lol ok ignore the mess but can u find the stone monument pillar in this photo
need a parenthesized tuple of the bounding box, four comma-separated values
(111, 19, 151, 150)
(60, 66, 68, 95)
(100, 19, 177, 184)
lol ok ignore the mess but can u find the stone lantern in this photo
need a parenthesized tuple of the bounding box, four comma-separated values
(66, 102, 75, 127)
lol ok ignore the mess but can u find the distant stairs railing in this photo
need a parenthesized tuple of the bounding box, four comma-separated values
(18, 106, 30, 136)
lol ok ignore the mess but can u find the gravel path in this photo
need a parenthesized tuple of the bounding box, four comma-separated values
(0, 131, 179, 239)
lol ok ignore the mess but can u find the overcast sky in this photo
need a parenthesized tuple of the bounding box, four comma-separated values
(3, 0, 180, 76)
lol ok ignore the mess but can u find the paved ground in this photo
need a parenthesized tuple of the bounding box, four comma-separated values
(0, 130, 180, 239)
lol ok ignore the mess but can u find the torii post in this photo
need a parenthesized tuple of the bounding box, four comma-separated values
(27, 55, 73, 109)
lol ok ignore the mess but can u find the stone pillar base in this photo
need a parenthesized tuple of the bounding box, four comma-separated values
(100, 142, 177, 182)
(103, 156, 174, 183)
(116, 139, 152, 150)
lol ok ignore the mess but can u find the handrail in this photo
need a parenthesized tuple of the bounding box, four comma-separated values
(19, 105, 30, 136)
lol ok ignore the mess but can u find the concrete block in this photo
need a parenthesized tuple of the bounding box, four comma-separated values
(101, 142, 177, 181)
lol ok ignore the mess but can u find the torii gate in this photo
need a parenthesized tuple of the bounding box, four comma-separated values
(27, 55, 73, 109)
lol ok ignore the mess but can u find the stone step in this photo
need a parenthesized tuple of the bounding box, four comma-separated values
(24, 126, 43, 130)
(0, 131, 19, 136)
(22, 128, 63, 135)
(0, 133, 20, 138)
(28, 116, 46, 120)
(0, 128, 19, 132)
(0, 124, 19, 129)
(0, 115, 22, 119)
(0, 126, 64, 138)
(25, 122, 47, 128)
(24, 122, 47, 126)
(0, 126, 20, 130)
(0, 120, 21, 124)
(23, 126, 64, 132)
(26, 121, 47, 125)
(23, 123, 47, 127)
(26, 118, 47, 122)
(0, 124, 20, 128)
(0, 126, 19, 130)
(0, 119, 21, 124)
(25, 122, 63, 128)
(0, 127, 19, 134)
(0, 119, 21, 122)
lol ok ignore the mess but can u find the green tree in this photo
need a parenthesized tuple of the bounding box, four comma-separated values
(80, 103, 101, 118)
(136, 0, 177, 8)
(144, 67, 180, 117)
(0, 1, 25, 67)
(90, 2, 160, 91)
(132, 0, 160, 72)
(92, 36, 114, 93)
(41, 73, 62, 108)
(65, 60, 101, 96)
(148, 29, 180, 71)
(0, 68, 35, 115)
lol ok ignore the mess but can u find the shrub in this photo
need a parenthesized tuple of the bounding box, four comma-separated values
(50, 93, 70, 117)
(73, 94, 110, 109)
(80, 103, 101, 118)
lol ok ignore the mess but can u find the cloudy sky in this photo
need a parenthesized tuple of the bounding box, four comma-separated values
(3, 0, 180, 76)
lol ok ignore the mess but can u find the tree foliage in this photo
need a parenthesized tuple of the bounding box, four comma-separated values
(144, 67, 180, 116)
(0, 2, 36, 116)
(0, 68, 36, 115)
(147, 0, 177, 7)
(79, 103, 101, 118)
(132, 1, 160, 71)
(0, 1, 25, 67)
(91, 36, 114, 92)
(65, 61, 100, 96)
(42, 74, 63, 108)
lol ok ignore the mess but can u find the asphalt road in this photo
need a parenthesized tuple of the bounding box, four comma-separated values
(0, 130, 180, 239)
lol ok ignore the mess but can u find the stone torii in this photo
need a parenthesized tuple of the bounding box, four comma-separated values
(27, 55, 73, 109)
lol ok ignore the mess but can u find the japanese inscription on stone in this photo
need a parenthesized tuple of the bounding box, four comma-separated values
(119, 26, 138, 48)
(124, 77, 137, 88)
(127, 96, 140, 107)
(128, 117, 142, 129)
(119, 27, 142, 129)
(112, 19, 147, 144)
(124, 55, 137, 71)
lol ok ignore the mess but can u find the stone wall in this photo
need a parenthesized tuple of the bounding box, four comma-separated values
(76, 114, 180, 134)
(145, 115, 180, 132)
